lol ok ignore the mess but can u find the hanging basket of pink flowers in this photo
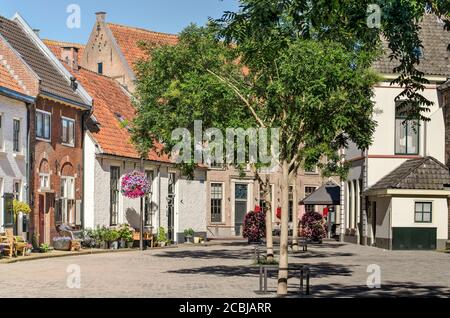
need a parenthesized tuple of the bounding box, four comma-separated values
(121, 171, 150, 199)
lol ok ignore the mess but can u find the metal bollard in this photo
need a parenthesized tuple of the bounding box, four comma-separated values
(264, 267, 268, 293)
(259, 265, 263, 293)
(299, 268, 304, 294)
(305, 267, 310, 295)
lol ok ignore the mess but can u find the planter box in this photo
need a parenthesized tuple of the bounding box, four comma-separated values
(53, 240, 71, 251)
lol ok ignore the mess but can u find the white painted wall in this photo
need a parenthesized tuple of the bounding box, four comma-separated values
(176, 170, 207, 235)
(83, 134, 96, 229)
(0, 95, 28, 233)
(391, 197, 448, 241)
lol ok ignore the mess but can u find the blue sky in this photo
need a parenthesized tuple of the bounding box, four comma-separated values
(1, 0, 240, 44)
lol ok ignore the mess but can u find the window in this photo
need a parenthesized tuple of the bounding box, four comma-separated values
(3, 193, 14, 228)
(13, 119, 20, 152)
(305, 186, 317, 213)
(415, 202, 432, 223)
(60, 177, 75, 225)
(110, 166, 120, 226)
(98, 62, 103, 74)
(211, 183, 223, 223)
(395, 104, 419, 155)
(305, 165, 318, 174)
(39, 173, 50, 190)
(259, 185, 273, 214)
(61, 117, 75, 146)
(144, 170, 153, 226)
(13, 181, 21, 201)
(36, 111, 51, 140)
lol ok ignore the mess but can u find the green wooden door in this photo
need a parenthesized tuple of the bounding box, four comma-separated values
(392, 228, 437, 250)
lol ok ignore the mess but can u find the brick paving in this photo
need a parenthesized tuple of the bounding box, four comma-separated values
(0, 241, 449, 298)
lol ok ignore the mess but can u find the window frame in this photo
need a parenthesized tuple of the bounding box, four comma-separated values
(210, 182, 224, 224)
(0, 113, 3, 150)
(13, 180, 21, 201)
(36, 110, 52, 142)
(304, 186, 317, 214)
(110, 166, 120, 226)
(98, 62, 103, 75)
(13, 118, 21, 153)
(414, 201, 432, 223)
(60, 176, 76, 225)
(61, 116, 75, 147)
(394, 103, 420, 155)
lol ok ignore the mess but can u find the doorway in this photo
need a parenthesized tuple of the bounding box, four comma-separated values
(167, 172, 176, 242)
(234, 183, 248, 236)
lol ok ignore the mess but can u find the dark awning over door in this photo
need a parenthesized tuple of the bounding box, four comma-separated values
(301, 182, 341, 206)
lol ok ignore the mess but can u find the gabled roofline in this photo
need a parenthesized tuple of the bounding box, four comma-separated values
(0, 33, 41, 90)
(103, 22, 136, 82)
(12, 12, 93, 107)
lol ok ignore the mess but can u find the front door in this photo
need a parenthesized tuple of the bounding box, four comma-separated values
(38, 194, 45, 244)
(234, 183, 248, 236)
(167, 173, 176, 242)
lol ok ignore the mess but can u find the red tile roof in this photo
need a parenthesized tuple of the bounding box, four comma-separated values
(107, 23, 178, 70)
(0, 62, 26, 94)
(43, 39, 85, 64)
(75, 67, 171, 162)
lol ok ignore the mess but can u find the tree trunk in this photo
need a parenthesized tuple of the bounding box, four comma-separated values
(263, 176, 274, 263)
(291, 174, 299, 252)
(277, 160, 290, 296)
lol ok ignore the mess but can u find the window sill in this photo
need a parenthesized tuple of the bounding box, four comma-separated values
(36, 137, 51, 143)
(13, 153, 25, 160)
(61, 143, 75, 148)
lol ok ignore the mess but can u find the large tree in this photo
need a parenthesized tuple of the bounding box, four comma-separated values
(133, 0, 449, 296)
(214, 0, 449, 296)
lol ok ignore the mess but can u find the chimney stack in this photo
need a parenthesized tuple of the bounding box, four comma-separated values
(61, 47, 79, 71)
(96, 12, 107, 22)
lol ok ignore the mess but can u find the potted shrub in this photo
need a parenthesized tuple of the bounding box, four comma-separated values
(109, 229, 120, 250)
(25, 243, 32, 256)
(96, 226, 109, 249)
(118, 224, 133, 248)
(184, 228, 195, 244)
(243, 210, 266, 244)
(39, 243, 51, 253)
(157, 227, 168, 247)
(53, 237, 72, 251)
(300, 212, 327, 244)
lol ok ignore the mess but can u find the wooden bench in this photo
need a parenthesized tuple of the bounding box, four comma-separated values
(133, 232, 155, 248)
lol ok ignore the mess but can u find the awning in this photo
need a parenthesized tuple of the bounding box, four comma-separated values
(301, 181, 341, 206)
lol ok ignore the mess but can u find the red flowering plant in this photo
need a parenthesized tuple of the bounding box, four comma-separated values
(242, 208, 266, 244)
(300, 212, 327, 243)
(121, 171, 151, 199)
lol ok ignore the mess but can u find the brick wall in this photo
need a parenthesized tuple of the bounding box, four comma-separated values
(29, 97, 85, 244)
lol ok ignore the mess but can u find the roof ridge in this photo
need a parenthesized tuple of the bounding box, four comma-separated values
(107, 22, 178, 38)
(78, 66, 118, 80)
(43, 38, 85, 48)
(392, 157, 428, 188)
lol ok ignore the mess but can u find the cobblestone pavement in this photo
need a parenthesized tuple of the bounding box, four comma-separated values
(0, 241, 449, 298)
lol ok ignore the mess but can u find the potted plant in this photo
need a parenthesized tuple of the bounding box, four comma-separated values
(121, 171, 151, 199)
(184, 228, 195, 244)
(300, 212, 327, 244)
(39, 243, 51, 253)
(109, 229, 120, 250)
(118, 224, 133, 248)
(96, 226, 109, 249)
(53, 237, 72, 251)
(157, 227, 168, 247)
(25, 243, 32, 256)
(243, 210, 266, 244)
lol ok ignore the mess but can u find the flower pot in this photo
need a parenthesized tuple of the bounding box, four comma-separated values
(120, 239, 127, 249)
(126, 241, 134, 249)
(194, 237, 201, 244)
(185, 235, 193, 244)
(100, 241, 109, 249)
(110, 241, 119, 250)
(53, 239, 71, 251)
(159, 241, 166, 247)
